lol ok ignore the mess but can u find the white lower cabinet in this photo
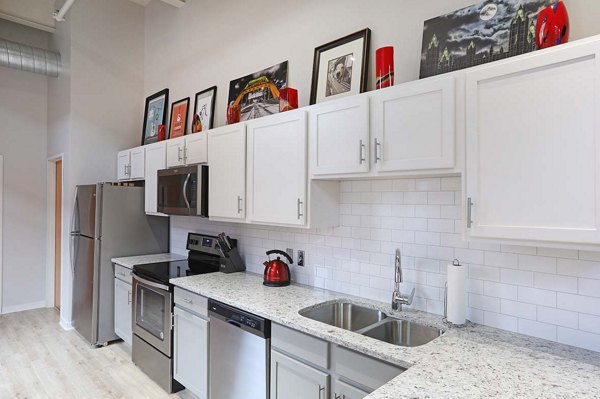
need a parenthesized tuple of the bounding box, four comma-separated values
(114, 277, 132, 346)
(173, 305, 208, 398)
(271, 350, 329, 399)
(332, 379, 369, 399)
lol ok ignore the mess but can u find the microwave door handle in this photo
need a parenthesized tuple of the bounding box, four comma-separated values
(182, 173, 191, 211)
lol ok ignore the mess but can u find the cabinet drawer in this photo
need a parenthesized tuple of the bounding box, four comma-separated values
(114, 264, 132, 284)
(272, 323, 329, 369)
(333, 346, 403, 391)
(174, 287, 208, 318)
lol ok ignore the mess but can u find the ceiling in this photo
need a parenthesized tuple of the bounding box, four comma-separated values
(0, 0, 56, 33)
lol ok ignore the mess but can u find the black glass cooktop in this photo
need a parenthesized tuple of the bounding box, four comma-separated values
(133, 258, 219, 285)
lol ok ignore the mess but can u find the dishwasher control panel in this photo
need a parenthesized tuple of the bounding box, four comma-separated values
(208, 299, 271, 338)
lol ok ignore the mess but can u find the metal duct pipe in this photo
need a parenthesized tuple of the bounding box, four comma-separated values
(0, 38, 61, 77)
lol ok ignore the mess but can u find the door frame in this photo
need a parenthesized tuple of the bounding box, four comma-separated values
(46, 154, 64, 308)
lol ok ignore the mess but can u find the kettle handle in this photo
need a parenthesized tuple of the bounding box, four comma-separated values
(266, 249, 294, 264)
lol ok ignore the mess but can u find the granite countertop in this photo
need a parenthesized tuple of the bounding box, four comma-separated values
(171, 272, 600, 399)
(111, 253, 186, 269)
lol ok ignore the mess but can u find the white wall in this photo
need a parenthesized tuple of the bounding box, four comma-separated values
(47, 0, 145, 326)
(151, 0, 600, 351)
(0, 20, 49, 312)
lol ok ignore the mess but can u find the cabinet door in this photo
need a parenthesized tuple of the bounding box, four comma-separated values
(332, 379, 369, 399)
(166, 137, 186, 168)
(271, 351, 329, 399)
(372, 77, 455, 172)
(117, 150, 130, 180)
(184, 133, 208, 165)
(114, 278, 132, 346)
(129, 146, 145, 180)
(173, 307, 208, 399)
(465, 41, 600, 244)
(247, 110, 307, 226)
(309, 95, 369, 176)
(144, 142, 167, 215)
(208, 124, 247, 220)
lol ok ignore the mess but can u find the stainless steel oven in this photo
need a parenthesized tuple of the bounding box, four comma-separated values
(157, 165, 208, 217)
(132, 273, 172, 356)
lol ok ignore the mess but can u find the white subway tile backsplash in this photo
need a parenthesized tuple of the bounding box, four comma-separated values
(171, 178, 600, 352)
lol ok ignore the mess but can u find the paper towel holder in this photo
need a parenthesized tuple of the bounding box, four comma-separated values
(444, 259, 467, 327)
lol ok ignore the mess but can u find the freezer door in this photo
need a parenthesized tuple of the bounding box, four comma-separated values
(75, 185, 97, 238)
(72, 235, 97, 344)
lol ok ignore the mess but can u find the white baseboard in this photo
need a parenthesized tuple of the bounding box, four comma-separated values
(1, 300, 46, 314)
(60, 317, 73, 331)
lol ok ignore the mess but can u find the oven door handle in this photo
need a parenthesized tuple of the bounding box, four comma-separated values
(132, 272, 170, 291)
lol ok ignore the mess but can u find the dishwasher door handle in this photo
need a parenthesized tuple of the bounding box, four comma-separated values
(226, 319, 242, 328)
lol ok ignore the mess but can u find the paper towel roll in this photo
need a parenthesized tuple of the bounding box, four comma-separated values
(446, 261, 466, 325)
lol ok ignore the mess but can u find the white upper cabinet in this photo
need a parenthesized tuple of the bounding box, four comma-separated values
(309, 95, 370, 176)
(372, 77, 456, 172)
(117, 150, 130, 181)
(166, 136, 186, 168)
(144, 141, 167, 215)
(184, 134, 208, 165)
(208, 124, 247, 221)
(465, 40, 600, 245)
(247, 110, 307, 226)
(117, 146, 145, 181)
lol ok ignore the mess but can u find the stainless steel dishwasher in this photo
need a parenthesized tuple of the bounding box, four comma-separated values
(209, 299, 271, 399)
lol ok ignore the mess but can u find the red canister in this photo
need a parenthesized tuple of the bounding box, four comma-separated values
(376, 46, 394, 89)
(227, 103, 241, 125)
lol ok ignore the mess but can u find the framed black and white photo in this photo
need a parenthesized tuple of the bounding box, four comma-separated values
(142, 88, 169, 145)
(192, 86, 217, 133)
(310, 29, 371, 104)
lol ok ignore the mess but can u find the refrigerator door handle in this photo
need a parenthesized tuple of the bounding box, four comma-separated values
(70, 195, 80, 276)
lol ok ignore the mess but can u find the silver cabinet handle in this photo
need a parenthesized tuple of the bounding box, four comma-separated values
(297, 198, 304, 220)
(127, 291, 132, 305)
(183, 146, 188, 163)
(123, 164, 128, 177)
(117, 271, 126, 277)
(182, 298, 193, 304)
(335, 395, 346, 399)
(128, 164, 131, 176)
(359, 140, 366, 164)
(374, 137, 381, 163)
(178, 147, 183, 162)
(237, 196, 243, 214)
(318, 385, 325, 399)
(467, 197, 474, 229)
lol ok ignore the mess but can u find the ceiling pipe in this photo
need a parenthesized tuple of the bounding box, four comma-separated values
(53, 0, 77, 22)
(0, 38, 61, 77)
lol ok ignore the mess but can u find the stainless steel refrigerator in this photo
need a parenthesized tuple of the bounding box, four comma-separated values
(70, 183, 169, 346)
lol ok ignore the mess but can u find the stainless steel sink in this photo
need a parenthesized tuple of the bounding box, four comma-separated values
(299, 302, 387, 332)
(361, 319, 443, 347)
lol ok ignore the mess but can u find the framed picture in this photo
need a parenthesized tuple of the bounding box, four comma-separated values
(310, 29, 370, 105)
(142, 88, 169, 145)
(192, 86, 217, 133)
(228, 61, 288, 122)
(420, 0, 551, 79)
(168, 97, 190, 139)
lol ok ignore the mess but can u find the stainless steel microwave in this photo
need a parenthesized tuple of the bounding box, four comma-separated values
(157, 165, 208, 217)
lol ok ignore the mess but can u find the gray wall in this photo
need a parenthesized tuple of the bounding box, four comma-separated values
(0, 20, 49, 312)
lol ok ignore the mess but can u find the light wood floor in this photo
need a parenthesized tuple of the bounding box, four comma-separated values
(0, 308, 195, 399)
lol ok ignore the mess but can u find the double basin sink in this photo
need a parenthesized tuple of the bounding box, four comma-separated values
(299, 301, 443, 347)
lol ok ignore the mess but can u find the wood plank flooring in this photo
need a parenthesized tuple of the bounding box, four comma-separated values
(0, 308, 194, 399)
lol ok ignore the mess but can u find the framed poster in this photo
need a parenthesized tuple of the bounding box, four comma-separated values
(142, 88, 169, 145)
(168, 97, 190, 139)
(228, 61, 288, 122)
(310, 29, 371, 104)
(420, 0, 552, 79)
(192, 86, 217, 133)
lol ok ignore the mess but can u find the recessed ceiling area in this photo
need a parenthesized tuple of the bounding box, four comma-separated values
(0, 0, 56, 33)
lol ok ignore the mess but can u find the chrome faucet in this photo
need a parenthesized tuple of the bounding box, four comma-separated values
(391, 249, 415, 311)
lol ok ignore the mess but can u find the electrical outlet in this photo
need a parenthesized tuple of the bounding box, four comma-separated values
(297, 250, 305, 267)
(286, 248, 294, 262)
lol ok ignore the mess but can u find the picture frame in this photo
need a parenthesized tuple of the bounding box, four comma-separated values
(168, 97, 190, 139)
(192, 86, 217, 133)
(310, 29, 371, 105)
(142, 88, 169, 145)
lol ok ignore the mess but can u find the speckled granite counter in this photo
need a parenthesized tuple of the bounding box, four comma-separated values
(171, 272, 600, 399)
(111, 253, 186, 269)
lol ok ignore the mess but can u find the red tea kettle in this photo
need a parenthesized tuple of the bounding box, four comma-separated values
(263, 250, 292, 287)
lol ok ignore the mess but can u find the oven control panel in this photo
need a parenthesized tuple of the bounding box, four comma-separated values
(186, 233, 220, 255)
